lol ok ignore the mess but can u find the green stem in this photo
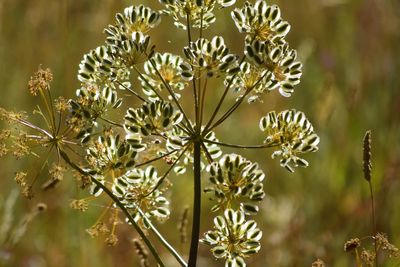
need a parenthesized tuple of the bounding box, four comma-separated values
(59, 150, 166, 267)
(136, 206, 188, 267)
(369, 180, 378, 267)
(203, 139, 276, 149)
(188, 140, 202, 267)
(207, 70, 269, 133)
(203, 55, 246, 133)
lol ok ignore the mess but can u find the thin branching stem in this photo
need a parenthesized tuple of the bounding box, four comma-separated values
(203, 139, 275, 149)
(207, 70, 269, 133)
(144, 145, 189, 197)
(203, 55, 246, 133)
(15, 118, 53, 139)
(136, 149, 179, 168)
(136, 206, 188, 267)
(200, 140, 213, 164)
(59, 150, 167, 267)
(39, 89, 56, 132)
(99, 117, 123, 128)
(132, 66, 165, 101)
(199, 77, 208, 127)
(116, 80, 147, 102)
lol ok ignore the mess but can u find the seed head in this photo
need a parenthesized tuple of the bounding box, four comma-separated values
(363, 130, 372, 182)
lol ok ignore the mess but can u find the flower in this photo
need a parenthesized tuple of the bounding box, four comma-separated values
(259, 109, 320, 172)
(105, 5, 161, 43)
(69, 84, 122, 142)
(111, 32, 155, 68)
(139, 52, 188, 100)
(245, 40, 302, 97)
(77, 45, 131, 90)
(231, 0, 290, 43)
(202, 209, 262, 267)
(86, 133, 138, 175)
(112, 166, 170, 223)
(225, 61, 276, 103)
(181, 36, 239, 79)
(124, 99, 183, 140)
(159, 0, 236, 30)
(205, 154, 265, 214)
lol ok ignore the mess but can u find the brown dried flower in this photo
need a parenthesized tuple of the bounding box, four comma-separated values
(28, 67, 53, 96)
(344, 238, 361, 252)
(311, 259, 326, 267)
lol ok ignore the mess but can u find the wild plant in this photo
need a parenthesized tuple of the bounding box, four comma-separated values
(0, 1, 321, 266)
(343, 131, 399, 267)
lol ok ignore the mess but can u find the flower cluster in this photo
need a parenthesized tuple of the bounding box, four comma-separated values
(124, 99, 183, 145)
(229, 0, 302, 100)
(139, 52, 188, 100)
(245, 40, 302, 97)
(69, 85, 122, 142)
(260, 109, 320, 172)
(231, 1, 290, 43)
(202, 209, 262, 267)
(205, 154, 266, 214)
(85, 133, 138, 175)
(112, 166, 170, 223)
(159, 0, 236, 30)
(0, 1, 321, 264)
(181, 36, 239, 79)
(166, 127, 222, 174)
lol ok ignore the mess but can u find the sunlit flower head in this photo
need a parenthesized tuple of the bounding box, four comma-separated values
(181, 36, 239, 79)
(231, 0, 290, 43)
(86, 133, 138, 175)
(112, 166, 170, 223)
(202, 209, 262, 267)
(226, 61, 276, 103)
(77, 45, 131, 90)
(245, 40, 302, 97)
(105, 5, 161, 42)
(139, 52, 188, 100)
(205, 154, 265, 215)
(124, 99, 183, 140)
(260, 109, 320, 172)
(166, 127, 222, 174)
(159, 0, 236, 30)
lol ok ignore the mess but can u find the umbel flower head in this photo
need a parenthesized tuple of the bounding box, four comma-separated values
(78, 45, 130, 89)
(260, 109, 320, 172)
(181, 36, 239, 79)
(202, 209, 262, 267)
(139, 52, 188, 100)
(124, 99, 183, 143)
(69, 84, 122, 142)
(85, 133, 138, 175)
(245, 40, 302, 97)
(225, 61, 275, 103)
(112, 166, 170, 223)
(231, 0, 290, 43)
(159, 0, 236, 30)
(205, 154, 265, 215)
(105, 5, 161, 41)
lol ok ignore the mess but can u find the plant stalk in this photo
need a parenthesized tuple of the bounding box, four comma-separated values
(188, 140, 202, 267)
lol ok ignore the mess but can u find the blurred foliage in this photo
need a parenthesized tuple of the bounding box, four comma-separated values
(0, 0, 399, 266)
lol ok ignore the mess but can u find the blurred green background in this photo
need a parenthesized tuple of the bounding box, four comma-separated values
(1, 0, 399, 266)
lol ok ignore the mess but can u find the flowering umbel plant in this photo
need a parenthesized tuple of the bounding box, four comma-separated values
(0, 1, 320, 267)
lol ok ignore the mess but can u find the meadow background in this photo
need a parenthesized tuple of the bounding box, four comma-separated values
(0, 0, 399, 266)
